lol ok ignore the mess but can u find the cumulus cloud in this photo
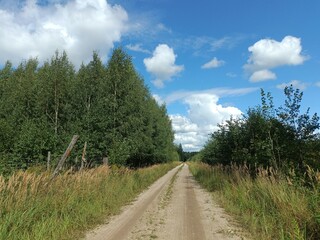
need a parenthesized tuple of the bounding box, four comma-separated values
(144, 44, 184, 88)
(170, 93, 242, 152)
(0, 0, 128, 67)
(186, 94, 242, 126)
(249, 69, 276, 82)
(170, 115, 208, 152)
(165, 88, 257, 151)
(277, 80, 308, 90)
(201, 57, 225, 69)
(126, 43, 150, 54)
(244, 36, 307, 82)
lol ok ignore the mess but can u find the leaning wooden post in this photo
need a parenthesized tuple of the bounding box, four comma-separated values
(47, 151, 51, 171)
(51, 135, 79, 179)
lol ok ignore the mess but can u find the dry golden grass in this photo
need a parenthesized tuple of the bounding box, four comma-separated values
(0, 162, 179, 240)
(189, 162, 320, 240)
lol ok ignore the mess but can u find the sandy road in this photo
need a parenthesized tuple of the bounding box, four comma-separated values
(85, 164, 248, 240)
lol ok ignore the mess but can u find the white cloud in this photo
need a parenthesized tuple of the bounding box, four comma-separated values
(244, 36, 308, 82)
(171, 115, 199, 134)
(170, 93, 242, 152)
(210, 37, 232, 51)
(177, 35, 246, 57)
(210, 35, 248, 51)
(164, 87, 258, 104)
(246, 36, 306, 70)
(0, 0, 128, 67)
(144, 44, 184, 88)
(152, 94, 164, 105)
(170, 115, 208, 152)
(316, 82, 320, 88)
(160, 87, 257, 151)
(277, 80, 307, 90)
(126, 43, 150, 54)
(249, 69, 276, 82)
(186, 94, 242, 126)
(201, 57, 225, 69)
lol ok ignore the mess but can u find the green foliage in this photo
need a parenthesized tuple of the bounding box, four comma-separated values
(0, 49, 177, 173)
(202, 86, 320, 173)
(175, 144, 198, 162)
(176, 143, 185, 161)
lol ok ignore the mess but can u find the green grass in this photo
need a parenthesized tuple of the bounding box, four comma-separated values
(0, 162, 180, 240)
(189, 162, 320, 240)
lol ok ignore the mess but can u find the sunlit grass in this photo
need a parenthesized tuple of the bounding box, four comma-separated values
(189, 162, 320, 240)
(0, 162, 180, 240)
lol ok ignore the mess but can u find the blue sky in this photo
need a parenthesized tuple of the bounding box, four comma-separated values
(1, 0, 320, 151)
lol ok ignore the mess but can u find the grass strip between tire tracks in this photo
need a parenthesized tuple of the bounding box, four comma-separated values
(160, 164, 183, 208)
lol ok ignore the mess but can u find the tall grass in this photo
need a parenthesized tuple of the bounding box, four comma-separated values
(0, 162, 179, 240)
(189, 162, 320, 240)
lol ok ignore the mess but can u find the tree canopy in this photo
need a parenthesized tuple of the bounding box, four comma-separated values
(0, 48, 178, 174)
(202, 86, 320, 174)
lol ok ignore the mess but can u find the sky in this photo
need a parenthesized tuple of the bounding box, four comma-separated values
(1, 0, 320, 151)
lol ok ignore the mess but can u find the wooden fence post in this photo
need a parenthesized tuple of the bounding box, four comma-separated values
(103, 157, 109, 166)
(51, 135, 79, 179)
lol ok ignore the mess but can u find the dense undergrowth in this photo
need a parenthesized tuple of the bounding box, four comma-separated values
(0, 162, 179, 240)
(189, 162, 320, 240)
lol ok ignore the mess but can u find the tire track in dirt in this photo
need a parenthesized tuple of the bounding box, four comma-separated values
(85, 164, 249, 240)
(85, 165, 182, 240)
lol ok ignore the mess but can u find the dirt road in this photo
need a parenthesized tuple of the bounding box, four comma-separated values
(85, 164, 248, 240)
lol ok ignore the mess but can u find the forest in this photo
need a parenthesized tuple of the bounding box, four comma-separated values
(0, 48, 178, 175)
(202, 86, 320, 176)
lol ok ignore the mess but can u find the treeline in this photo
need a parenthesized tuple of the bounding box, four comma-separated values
(202, 86, 320, 175)
(176, 143, 198, 162)
(0, 48, 178, 174)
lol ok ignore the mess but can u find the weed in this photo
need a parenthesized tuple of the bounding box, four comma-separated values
(0, 162, 179, 239)
(189, 162, 320, 240)
(160, 164, 183, 209)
